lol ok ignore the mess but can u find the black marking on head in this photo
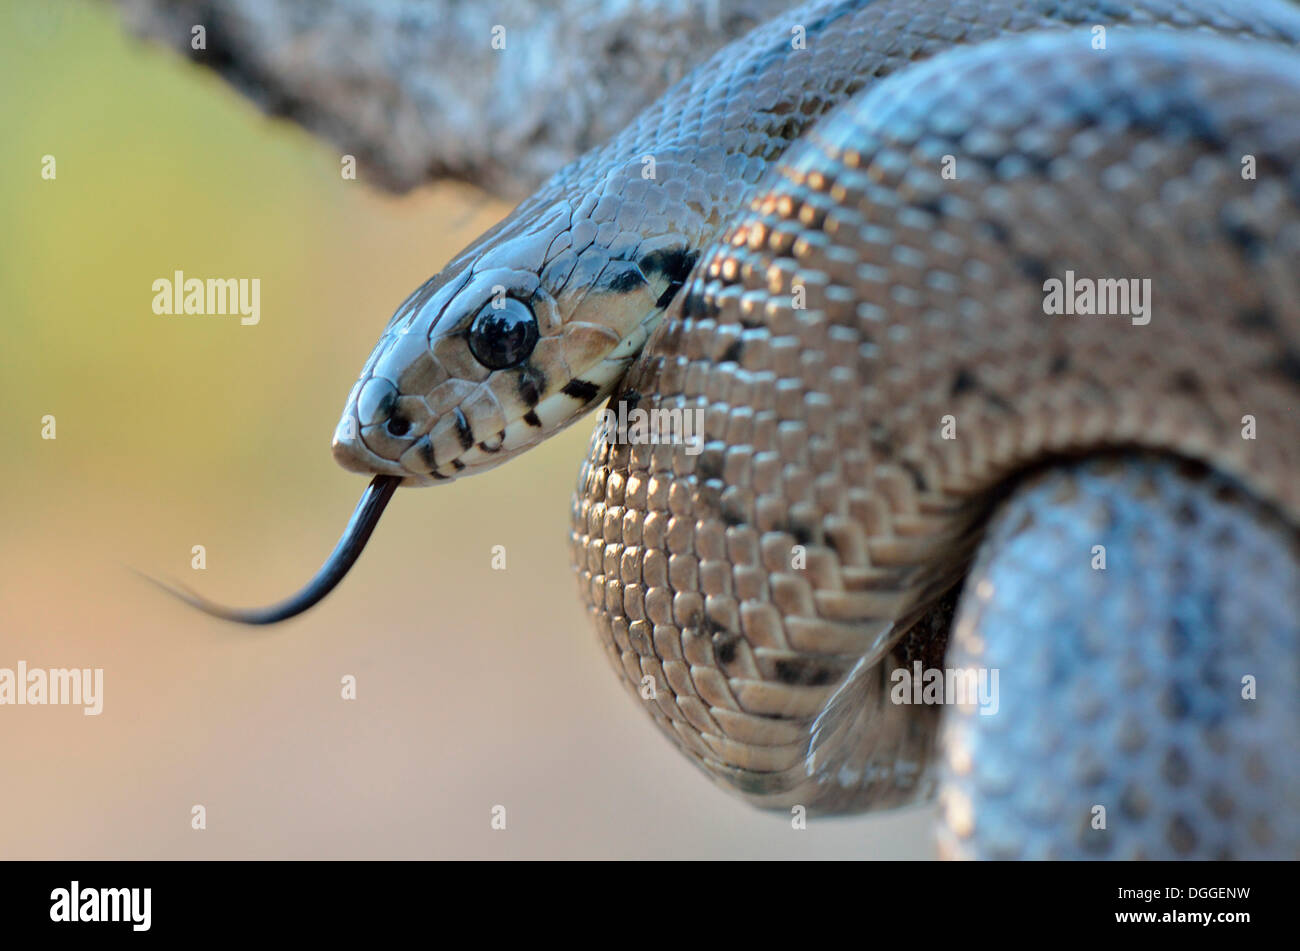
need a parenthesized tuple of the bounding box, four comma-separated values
(523, 410, 542, 428)
(774, 658, 836, 687)
(451, 458, 466, 471)
(640, 247, 700, 309)
(418, 439, 437, 471)
(429, 469, 452, 481)
(453, 407, 474, 452)
(1048, 351, 1070, 376)
(561, 378, 601, 402)
(789, 523, 813, 546)
(640, 247, 697, 283)
(605, 265, 648, 293)
(517, 365, 546, 408)
(720, 340, 744, 364)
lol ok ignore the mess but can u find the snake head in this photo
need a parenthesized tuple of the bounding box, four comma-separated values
(332, 199, 696, 485)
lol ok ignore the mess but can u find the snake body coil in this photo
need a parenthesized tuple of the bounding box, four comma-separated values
(567, 0, 1300, 857)
(178, 0, 1300, 857)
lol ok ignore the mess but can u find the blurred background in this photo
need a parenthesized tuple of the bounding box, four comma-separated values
(0, 0, 934, 858)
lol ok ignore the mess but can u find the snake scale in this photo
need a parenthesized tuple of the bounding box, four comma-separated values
(172, 0, 1300, 858)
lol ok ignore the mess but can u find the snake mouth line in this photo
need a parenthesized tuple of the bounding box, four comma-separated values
(145, 474, 401, 625)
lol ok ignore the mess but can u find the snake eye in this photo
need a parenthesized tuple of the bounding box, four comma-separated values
(467, 297, 539, 370)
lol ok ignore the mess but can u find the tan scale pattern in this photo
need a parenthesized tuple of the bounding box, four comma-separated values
(570, 16, 1300, 811)
(335, 0, 1300, 484)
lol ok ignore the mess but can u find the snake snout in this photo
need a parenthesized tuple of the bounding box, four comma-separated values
(331, 373, 426, 482)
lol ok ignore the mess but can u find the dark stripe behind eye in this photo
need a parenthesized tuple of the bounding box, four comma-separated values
(561, 378, 601, 402)
(523, 410, 542, 428)
(605, 266, 648, 293)
(517, 365, 546, 407)
(639, 247, 697, 284)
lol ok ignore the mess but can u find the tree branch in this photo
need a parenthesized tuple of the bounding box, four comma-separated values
(111, 0, 790, 197)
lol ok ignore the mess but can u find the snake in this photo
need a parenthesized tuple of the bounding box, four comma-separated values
(162, 0, 1300, 858)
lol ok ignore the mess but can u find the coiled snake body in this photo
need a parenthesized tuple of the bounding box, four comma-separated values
(176, 0, 1300, 857)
